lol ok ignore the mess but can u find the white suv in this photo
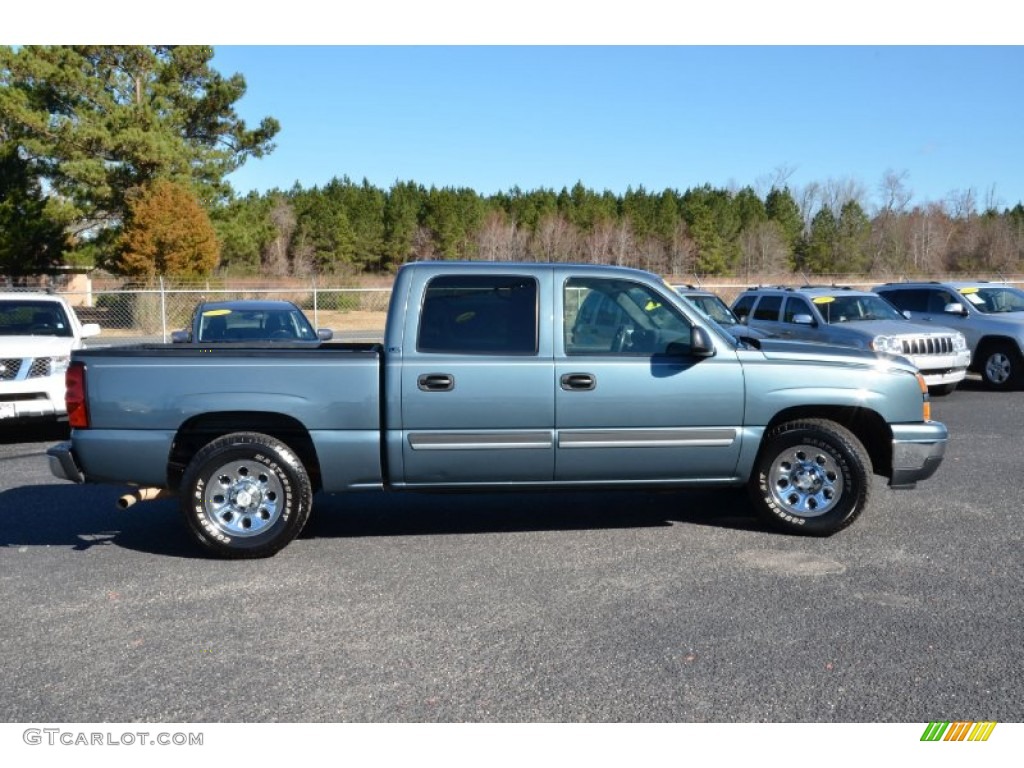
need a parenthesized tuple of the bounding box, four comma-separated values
(0, 292, 101, 424)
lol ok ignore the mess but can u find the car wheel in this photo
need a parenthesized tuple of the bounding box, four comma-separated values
(979, 343, 1022, 390)
(749, 419, 871, 536)
(180, 431, 312, 559)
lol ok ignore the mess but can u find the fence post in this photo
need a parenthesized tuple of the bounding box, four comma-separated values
(160, 276, 167, 343)
(312, 277, 319, 327)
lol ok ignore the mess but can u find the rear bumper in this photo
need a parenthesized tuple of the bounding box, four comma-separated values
(889, 421, 948, 489)
(47, 441, 85, 483)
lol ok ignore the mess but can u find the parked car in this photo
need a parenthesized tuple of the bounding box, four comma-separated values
(172, 300, 333, 343)
(874, 280, 1024, 390)
(731, 285, 971, 395)
(672, 284, 770, 343)
(0, 291, 101, 423)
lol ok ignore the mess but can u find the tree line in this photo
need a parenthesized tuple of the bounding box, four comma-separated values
(208, 177, 1024, 280)
(2, 45, 1023, 283)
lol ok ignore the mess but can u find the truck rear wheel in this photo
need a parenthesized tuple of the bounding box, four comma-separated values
(749, 419, 870, 536)
(180, 432, 312, 559)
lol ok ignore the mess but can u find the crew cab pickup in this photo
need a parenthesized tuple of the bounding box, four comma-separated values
(48, 262, 948, 558)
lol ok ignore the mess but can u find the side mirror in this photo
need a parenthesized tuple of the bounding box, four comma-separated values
(902, 310, 912, 320)
(666, 327, 716, 358)
(944, 302, 966, 315)
(691, 327, 715, 357)
(80, 323, 101, 338)
(792, 313, 815, 326)
(317, 328, 334, 341)
(170, 329, 191, 343)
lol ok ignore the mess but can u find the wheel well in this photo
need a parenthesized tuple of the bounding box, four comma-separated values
(764, 405, 892, 479)
(168, 412, 322, 492)
(971, 336, 1023, 371)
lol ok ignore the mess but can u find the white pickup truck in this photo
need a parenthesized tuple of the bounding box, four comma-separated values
(0, 291, 101, 424)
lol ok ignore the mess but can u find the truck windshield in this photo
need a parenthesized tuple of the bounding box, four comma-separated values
(0, 300, 73, 337)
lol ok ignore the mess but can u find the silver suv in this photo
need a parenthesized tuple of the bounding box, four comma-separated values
(732, 285, 971, 395)
(874, 280, 1024, 390)
(672, 284, 769, 343)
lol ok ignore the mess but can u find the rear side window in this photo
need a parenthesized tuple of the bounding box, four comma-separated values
(879, 288, 928, 312)
(417, 275, 538, 355)
(752, 295, 782, 321)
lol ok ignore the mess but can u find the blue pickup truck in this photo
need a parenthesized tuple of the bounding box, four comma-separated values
(48, 262, 948, 558)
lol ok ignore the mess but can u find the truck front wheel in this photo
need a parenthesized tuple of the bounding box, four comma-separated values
(749, 419, 871, 536)
(978, 342, 1022, 390)
(180, 432, 313, 558)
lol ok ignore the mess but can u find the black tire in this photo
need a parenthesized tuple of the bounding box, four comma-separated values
(978, 342, 1022, 390)
(749, 419, 871, 536)
(929, 382, 958, 396)
(180, 431, 313, 559)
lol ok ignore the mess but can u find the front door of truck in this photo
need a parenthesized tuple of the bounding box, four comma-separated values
(555, 273, 746, 483)
(396, 272, 556, 486)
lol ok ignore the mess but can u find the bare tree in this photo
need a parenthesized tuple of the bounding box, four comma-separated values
(476, 211, 529, 262)
(740, 220, 789, 279)
(878, 169, 913, 215)
(263, 196, 295, 277)
(531, 213, 578, 263)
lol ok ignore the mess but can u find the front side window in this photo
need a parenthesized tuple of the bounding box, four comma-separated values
(417, 275, 538, 354)
(565, 278, 691, 355)
(783, 297, 814, 323)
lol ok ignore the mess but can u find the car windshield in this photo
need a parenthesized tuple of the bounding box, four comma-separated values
(957, 286, 1024, 314)
(0, 300, 73, 337)
(196, 306, 318, 341)
(682, 294, 738, 325)
(816, 295, 905, 323)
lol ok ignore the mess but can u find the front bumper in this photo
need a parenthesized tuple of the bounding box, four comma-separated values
(47, 441, 85, 483)
(889, 421, 948, 489)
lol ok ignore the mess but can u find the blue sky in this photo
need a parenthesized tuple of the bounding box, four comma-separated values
(211, 45, 1024, 211)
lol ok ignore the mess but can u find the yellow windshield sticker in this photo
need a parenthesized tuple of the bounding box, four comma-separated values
(644, 300, 661, 311)
(812, 296, 835, 304)
(959, 287, 979, 294)
(202, 309, 232, 316)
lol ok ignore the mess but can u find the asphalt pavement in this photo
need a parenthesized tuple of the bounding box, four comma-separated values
(0, 378, 1021, 723)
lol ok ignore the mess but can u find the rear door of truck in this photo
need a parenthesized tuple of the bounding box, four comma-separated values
(393, 268, 556, 486)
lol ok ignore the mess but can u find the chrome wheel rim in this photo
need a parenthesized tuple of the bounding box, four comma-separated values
(985, 352, 1012, 384)
(767, 444, 843, 518)
(203, 459, 284, 537)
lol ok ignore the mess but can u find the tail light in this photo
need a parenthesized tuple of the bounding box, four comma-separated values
(66, 361, 90, 429)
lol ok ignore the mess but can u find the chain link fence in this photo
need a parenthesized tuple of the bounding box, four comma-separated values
(13, 270, 1024, 346)
(57, 280, 393, 344)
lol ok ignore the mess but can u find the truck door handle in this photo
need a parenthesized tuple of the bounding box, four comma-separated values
(560, 373, 595, 391)
(418, 373, 454, 392)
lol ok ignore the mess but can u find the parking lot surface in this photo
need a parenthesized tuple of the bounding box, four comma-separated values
(1, 379, 1021, 722)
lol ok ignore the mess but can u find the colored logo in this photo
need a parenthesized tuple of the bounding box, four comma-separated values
(921, 721, 997, 741)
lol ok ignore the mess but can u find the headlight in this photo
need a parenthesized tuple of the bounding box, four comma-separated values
(871, 335, 903, 355)
(48, 355, 71, 375)
(953, 333, 968, 351)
